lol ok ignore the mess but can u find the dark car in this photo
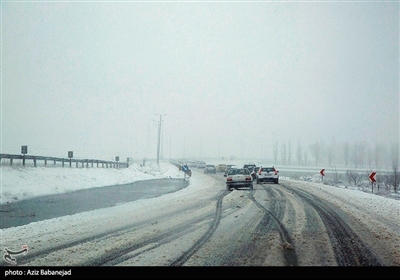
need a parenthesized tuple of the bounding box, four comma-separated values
(204, 164, 217, 174)
(224, 164, 236, 175)
(243, 164, 256, 173)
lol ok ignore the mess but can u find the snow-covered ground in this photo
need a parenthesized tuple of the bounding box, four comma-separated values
(1, 161, 184, 205)
(1, 160, 399, 267)
(2, 160, 398, 205)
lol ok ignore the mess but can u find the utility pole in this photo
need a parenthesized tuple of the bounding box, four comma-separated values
(155, 113, 166, 166)
(169, 134, 172, 160)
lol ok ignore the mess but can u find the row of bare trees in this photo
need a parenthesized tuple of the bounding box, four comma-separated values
(272, 138, 399, 192)
(273, 138, 397, 169)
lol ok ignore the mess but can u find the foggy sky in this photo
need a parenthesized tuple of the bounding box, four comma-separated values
(1, 1, 399, 162)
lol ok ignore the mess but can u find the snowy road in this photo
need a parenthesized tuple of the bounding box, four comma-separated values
(1, 170, 399, 267)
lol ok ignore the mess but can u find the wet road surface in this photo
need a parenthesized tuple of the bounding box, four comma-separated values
(0, 178, 188, 229)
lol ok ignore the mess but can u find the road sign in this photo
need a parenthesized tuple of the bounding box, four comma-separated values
(320, 169, 325, 176)
(68, 151, 73, 158)
(21, 145, 27, 154)
(369, 172, 377, 183)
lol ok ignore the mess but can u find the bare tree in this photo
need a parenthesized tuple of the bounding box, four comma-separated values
(310, 141, 322, 166)
(304, 150, 309, 166)
(351, 143, 358, 168)
(359, 141, 366, 168)
(296, 139, 303, 166)
(367, 145, 373, 169)
(343, 142, 350, 167)
(374, 143, 383, 170)
(351, 142, 366, 168)
(327, 136, 336, 167)
(281, 142, 287, 165)
(391, 143, 399, 193)
(346, 169, 363, 186)
(320, 139, 326, 165)
(273, 141, 279, 165)
(332, 165, 340, 184)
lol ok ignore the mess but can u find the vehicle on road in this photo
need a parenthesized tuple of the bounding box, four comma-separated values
(216, 164, 227, 173)
(224, 168, 253, 191)
(204, 164, 217, 174)
(243, 164, 256, 173)
(196, 161, 206, 169)
(224, 164, 236, 175)
(256, 166, 279, 184)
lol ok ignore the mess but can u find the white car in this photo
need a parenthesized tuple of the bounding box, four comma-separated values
(256, 166, 279, 184)
(224, 168, 253, 191)
(216, 164, 227, 173)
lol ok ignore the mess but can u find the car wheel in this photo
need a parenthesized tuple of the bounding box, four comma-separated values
(274, 179, 279, 184)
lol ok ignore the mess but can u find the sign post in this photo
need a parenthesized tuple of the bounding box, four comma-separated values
(181, 163, 191, 180)
(21, 146, 28, 166)
(320, 169, 325, 182)
(115, 156, 119, 169)
(68, 151, 73, 167)
(369, 171, 377, 193)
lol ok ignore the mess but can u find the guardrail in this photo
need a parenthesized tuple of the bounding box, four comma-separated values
(0, 153, 128, 168)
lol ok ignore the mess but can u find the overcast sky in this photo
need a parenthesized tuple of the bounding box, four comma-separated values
(1, 1, 398, 161)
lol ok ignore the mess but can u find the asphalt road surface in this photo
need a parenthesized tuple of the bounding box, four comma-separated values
(1, 171, 398, 278)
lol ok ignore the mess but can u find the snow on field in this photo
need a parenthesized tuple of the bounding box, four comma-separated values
(1, 160, 399, 267)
